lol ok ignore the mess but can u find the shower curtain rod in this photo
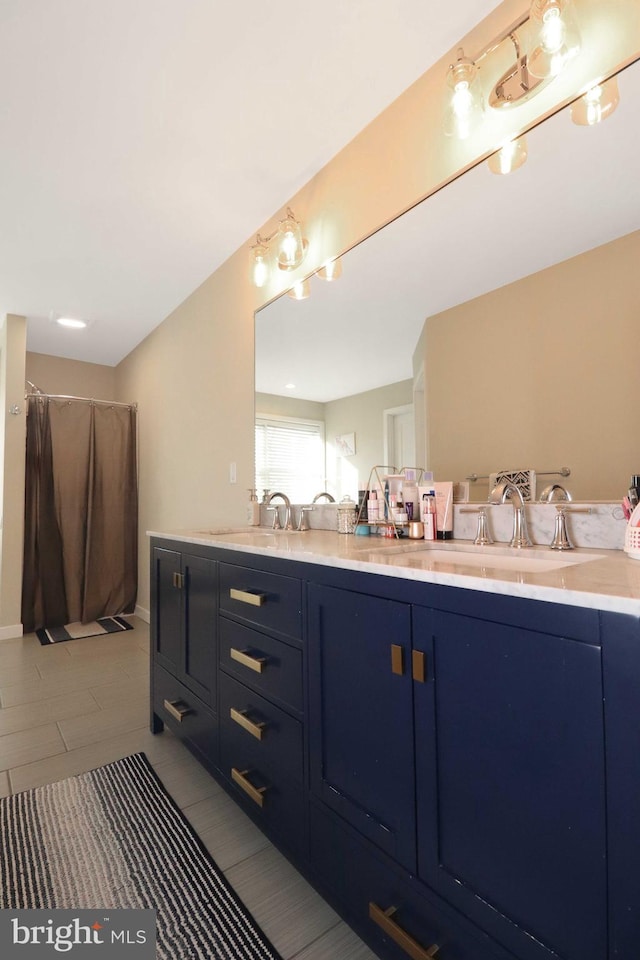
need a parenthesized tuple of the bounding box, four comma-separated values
(25, 390, 137, 410)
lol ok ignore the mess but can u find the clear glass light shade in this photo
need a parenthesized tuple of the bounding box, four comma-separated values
(570, 77, 620, 126)
(318, 257, 343, 281)
(287, 278, 311, 301)
(277, 213, 306, 270)
(527, 0, 581, 80)
(251, 243, 269, 288)
(487, 136, 528, 175)
(444, 54, 482, 140)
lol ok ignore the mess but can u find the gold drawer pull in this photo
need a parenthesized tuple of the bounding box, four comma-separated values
(230, 587, 266, 607)
(231, 768, 268, 808)
(230, 707, 266, 740)
(163, 698, 192, 722)
(230, 647, 267, 673)
(369, 903, 439, 960)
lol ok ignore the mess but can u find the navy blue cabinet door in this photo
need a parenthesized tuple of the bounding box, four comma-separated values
(413, 606, 607, 960)
(308, 583, 416, 872)
(152, 547, 217, 709)
(152, 547, 182, 674)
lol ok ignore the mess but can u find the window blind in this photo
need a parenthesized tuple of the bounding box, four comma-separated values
(255, 416, 325, 504)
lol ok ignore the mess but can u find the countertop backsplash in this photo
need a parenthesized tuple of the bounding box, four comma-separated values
(260, 502, 626, 551)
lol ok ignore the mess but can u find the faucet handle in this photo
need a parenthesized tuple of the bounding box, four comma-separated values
(266, 505, 281, 530)
(549, 506, 592, 551)
(460, 506, 494, 545)
(297, 505, 314, 531)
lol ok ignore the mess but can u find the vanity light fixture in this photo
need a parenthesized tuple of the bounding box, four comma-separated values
(487, 134, 528, 174)
(317, 256, 343, 281)
(287, 278, 311, 301)
(444, 0, 581, 139)
(570, 76, 620, 126)
(249, 207, 309, 288)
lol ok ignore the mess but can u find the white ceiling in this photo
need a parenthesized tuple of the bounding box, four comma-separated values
(0, 0, 500, 366)
(256, 59, 640, 403)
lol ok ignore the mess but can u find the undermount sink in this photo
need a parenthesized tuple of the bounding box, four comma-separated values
(366, 542, 606, 574)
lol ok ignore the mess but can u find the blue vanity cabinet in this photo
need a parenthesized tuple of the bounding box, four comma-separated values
(412, 604, 607, 960)
(307, 582, 417, 872)
(150, 542, 218, 767)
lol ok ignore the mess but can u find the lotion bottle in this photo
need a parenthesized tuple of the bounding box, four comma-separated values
(423, 494, 436, 541)
(247, 489, 261, 526)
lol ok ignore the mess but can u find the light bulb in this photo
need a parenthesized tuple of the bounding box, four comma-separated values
(487, 136, 528, 175)
(318, 257, 342, 281)
(571, 76, 620, 126)
(251, 243, 269, 288)
(527, 0, 580, 80)
(444, 52, 482, 140)
(287, 278, 310, 301)
(277, 211, 307, 270)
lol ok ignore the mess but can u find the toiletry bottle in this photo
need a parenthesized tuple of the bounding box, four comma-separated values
(423, 495, 436, 541)
(247, 489, 261, 526)
(367, 490, 379, 523)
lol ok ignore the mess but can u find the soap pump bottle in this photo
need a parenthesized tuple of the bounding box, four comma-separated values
(247, 489, 261, 526)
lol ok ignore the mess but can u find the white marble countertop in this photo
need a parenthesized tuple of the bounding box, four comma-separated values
(148, 527, 640, 617)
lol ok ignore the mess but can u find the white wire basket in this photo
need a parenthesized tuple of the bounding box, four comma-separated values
(624, 522, 640, 560)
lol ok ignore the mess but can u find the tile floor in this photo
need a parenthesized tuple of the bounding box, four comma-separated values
(0, 617, 377, 960)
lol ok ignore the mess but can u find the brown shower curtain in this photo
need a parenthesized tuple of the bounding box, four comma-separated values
(22, 396, 138, 633)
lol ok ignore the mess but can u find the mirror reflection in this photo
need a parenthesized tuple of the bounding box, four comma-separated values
(255, 60, 639, 503)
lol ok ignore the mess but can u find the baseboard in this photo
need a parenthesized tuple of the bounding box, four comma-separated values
(0, 623, 23, 641)
(134, 604, 150, 624)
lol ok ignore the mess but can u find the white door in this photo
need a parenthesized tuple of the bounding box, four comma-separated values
(384, 404, 415, 471)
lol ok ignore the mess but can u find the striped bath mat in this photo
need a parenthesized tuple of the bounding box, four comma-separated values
(36, 616, 133, 645)
(0, 752, 282, 959)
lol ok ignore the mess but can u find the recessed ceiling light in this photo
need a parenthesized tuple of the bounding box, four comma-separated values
(56, 316, 88, 329)
(285, 383, 296, 390)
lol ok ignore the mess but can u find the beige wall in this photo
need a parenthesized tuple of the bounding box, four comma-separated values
(26, 353, 117, 401)
(2, 0, 634, 628)
(325, 380, 413, 496)
(255, 393, 325, 423)
(0, 316, 27, 635)
(425, 230, 639, 501)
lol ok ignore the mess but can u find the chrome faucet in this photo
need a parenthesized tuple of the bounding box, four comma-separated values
(265, 491, 293, 531)
(489, 480, 533, 548)
(312, 492, 335, 503)
(539, 483, 572, 503)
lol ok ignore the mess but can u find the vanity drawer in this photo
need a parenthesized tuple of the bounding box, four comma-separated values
(219, 618, 303, 715)
(220, 672, 303, 785)
(219, 562, 302, 641)
(153, 664, 218, 768)
(220, 732, 306, 855)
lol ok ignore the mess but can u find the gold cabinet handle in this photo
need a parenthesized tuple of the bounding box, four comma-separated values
(163, 698, 192, 722)
(172, 572, 184, 589)
(412, 650, 427, 683)
(230, 707, 266, 741)
(230, 647, 267, 673)
(391, 643, 404, 676)
(230, 587, 266, 607)
(231, 768, 268, 808)
(369, 904, 439, 960)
